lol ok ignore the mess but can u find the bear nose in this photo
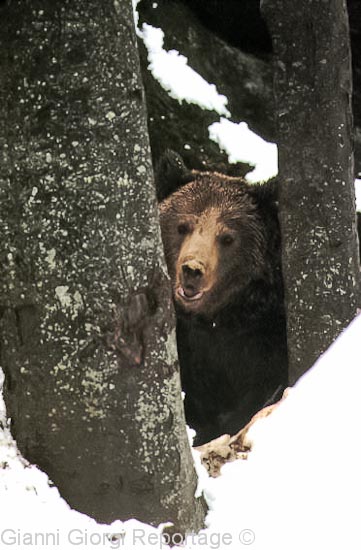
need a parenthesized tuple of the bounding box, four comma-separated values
(182, 264, 203, 280)
(181, 261, 205, 297)
(181, 263, 204, 298)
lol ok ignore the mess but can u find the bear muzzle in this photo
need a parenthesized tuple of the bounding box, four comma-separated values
(177, 259, 206, 302)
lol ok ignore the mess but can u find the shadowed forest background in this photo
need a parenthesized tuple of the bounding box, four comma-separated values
(137, 0, 361, 178)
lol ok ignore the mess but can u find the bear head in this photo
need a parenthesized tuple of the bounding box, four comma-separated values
(157, 151, 281, 319)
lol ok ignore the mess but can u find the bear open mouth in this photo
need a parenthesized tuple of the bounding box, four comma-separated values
(177, 286, 204, 302)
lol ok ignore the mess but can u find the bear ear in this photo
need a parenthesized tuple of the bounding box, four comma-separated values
(154, 150, 194, 201)
(248, 176, 280, 207)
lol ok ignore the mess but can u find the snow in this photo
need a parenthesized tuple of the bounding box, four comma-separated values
(1, 315, 361, 549)
(356, 178, 361, 211)
(209, 118, 278, 182)
(131, 0, 141, 30)
(140, 24, 230, 117)
(200, 312, 361, 550)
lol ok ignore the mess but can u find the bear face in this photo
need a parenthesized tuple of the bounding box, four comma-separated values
(159, 172, 272, 318)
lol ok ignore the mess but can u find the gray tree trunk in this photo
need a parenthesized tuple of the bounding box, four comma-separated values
(0, 0, 205, 532)
(261, 0, 360, 383)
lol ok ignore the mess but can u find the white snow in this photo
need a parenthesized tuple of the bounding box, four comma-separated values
(356, 178, 361, 211)
(209, 118, 278, 182)
(198, 312, 361, 550)
(131, 0, 141, 30)
(140, 24, 230, 117)
(1, 314, 361, 549)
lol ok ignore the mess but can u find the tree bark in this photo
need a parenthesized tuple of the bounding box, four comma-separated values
(0, 0, 205, 532)
(261, 0, 360, 383)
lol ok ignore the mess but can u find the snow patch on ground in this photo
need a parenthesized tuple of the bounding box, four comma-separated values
(140, 24, 230, 117)
(202, 313, 361, 550)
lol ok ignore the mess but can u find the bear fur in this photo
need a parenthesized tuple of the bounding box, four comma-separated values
(157, 151, 288, 445)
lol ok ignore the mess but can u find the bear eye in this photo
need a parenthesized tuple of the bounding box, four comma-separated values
(177, 223, 189, 235)
(220, 233, 234, 246)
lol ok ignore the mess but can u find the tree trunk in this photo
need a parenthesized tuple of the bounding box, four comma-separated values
(0, 0, 205, 532)
(261, 0, 360, 383)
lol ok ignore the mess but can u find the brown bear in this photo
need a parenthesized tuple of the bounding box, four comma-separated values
(157, 151, 288, 445)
